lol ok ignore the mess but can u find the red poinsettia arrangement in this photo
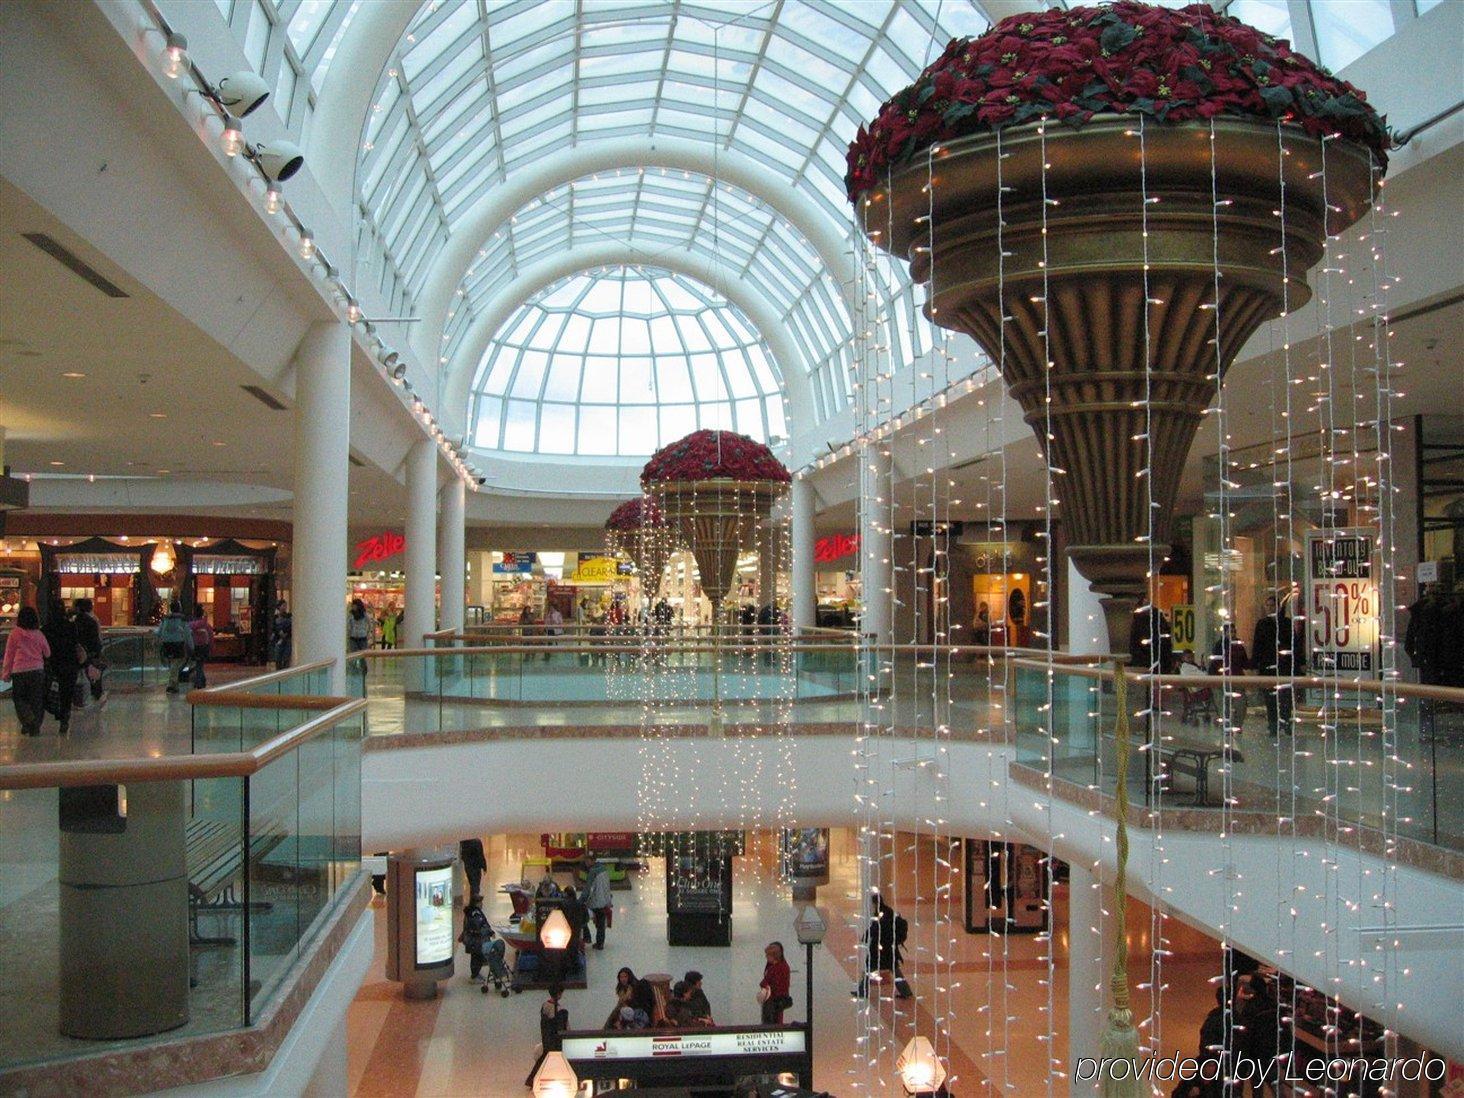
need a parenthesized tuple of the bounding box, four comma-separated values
(641, 429, 791, 486)
(605, 496, 667, 532)
(845, 0, 1389, 199)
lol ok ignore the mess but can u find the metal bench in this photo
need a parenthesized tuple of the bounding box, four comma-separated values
(186, 817, 282, 946)
(1157, 737, 1244, 806)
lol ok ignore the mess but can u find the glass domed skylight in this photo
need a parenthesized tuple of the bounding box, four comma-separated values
(469, 267, 786, 458)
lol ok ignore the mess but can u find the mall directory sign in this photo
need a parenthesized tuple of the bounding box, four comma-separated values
(414, 865, 454, 968)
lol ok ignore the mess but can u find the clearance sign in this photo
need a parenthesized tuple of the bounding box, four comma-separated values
(570, 556, 630, 583)
(1305, 528, 1379, 675)
(561, 1029, 806, 1061)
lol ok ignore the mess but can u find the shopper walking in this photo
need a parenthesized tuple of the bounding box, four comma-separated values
(525, 985, 569, 1088)
(271, 604, 293, 669)
(43, 600, 82, 734)
(854, 892, 911, 999)
(459, 838, 487, 901)
(1251, 595, 1293, 738)
(543, 604, 564, 661)
(758, 941, 792, 1024)
(156, 600, 192, 693)
(583, 856, 613, 950)
(347, 598, 373, 674)
(72, 597, 105, 704)
(3, 606, 50, 736)
(188, 604, 214, 689)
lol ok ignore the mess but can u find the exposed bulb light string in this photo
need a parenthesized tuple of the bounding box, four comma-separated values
(131, 0, 476, 487)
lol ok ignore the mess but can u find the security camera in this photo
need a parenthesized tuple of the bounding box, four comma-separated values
(252, 140, 304, 182)
(475, 476, 487, 486)
(212, 71, 270, 117)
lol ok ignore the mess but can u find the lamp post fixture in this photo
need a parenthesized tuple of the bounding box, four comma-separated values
(793, 904, 828, 1090)
(897, 1035, 948, 1096)
(530, 1050, 578, 1098)
(539, 907, 573, 988)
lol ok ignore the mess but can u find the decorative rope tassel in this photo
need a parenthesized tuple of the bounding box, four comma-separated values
(1100, 660, 1146, 1096)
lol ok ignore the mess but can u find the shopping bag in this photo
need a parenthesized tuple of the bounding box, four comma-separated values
(43, 675, 64, 719)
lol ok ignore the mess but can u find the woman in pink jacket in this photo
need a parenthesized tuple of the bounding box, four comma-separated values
(3, 606, 51, 736)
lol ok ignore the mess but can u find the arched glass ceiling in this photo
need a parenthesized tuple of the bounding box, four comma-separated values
(354, 0, 992, 315)
(470, 266, 786, 457)
(439, 168, 888, 423)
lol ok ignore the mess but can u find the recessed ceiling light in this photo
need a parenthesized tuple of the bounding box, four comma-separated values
(149, 412, 167, 419)
(61, 371, 85, 379)
(48, 460, 65, 466)
(211, 440, 226, 447)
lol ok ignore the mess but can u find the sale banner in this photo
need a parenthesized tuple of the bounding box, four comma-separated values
(1305, 528, 1379, 676)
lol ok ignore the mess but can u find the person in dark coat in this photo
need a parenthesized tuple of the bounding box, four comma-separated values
(854, 892, 910, 999)
(42, 601, 81, 736)
(72, 597, 105, 703)
(1250, 595, 1293, 737)
(459, 838, 487, 901)
(524, 984, 568, 1087)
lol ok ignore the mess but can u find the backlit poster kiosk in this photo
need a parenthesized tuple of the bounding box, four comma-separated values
(386, 849, 456, 999)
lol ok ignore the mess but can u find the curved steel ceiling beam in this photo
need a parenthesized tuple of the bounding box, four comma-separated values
(411, 137, 861, 369)
(442, 242, 815, 445)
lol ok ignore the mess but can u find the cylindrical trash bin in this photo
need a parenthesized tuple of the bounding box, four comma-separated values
(59, 781, 189, 1039)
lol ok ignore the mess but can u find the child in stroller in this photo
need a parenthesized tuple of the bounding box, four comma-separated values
(460, 902, 513, 997)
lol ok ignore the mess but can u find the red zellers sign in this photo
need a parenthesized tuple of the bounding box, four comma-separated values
(353, 532, 405, 570)
(814, 533, 860, 564)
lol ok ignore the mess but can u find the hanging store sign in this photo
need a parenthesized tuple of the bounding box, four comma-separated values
(570, 556, 631, 583)
(493, 552, 537, 574)
(54, 554, 139, 575)
(353, 532, 405, 571)
(193, 555, 265, 575)
(1170, 604, 1196, 653)
(562, 1028, 806, 1061)
(1305, 528, 1379, 675)
(814, 532, 859, 564)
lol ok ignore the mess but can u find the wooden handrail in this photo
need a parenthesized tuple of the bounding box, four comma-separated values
(347, 643, 862, 658)
(193, 658, 336, 695)
(0, 699, 366, 791)
(187, 690, 351, 711)
(1007, 659, 1464, 705)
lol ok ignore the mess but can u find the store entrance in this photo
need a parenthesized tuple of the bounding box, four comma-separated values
(970, 572, 1032, 648)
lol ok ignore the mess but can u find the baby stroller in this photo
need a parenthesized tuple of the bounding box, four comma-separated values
(481, 935, 514, 997)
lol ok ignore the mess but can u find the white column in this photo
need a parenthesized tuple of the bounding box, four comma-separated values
(1066, 557, 1110, 656)
(790, 476, 816, 632)
(860, 447, 893, 647)
(437, 478, 466, 636)
(404, 438, 438, 649)
(291, 321, 350, 695)
(1067, 860, 1105, 1093)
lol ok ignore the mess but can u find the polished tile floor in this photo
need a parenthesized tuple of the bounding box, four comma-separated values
(345, 830, 1224, 1096)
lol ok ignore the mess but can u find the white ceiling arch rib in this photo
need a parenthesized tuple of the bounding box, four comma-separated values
(443, 241, 815, 446)
(414, 135, 863, 370)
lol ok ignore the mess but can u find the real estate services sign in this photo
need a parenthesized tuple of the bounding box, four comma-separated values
(1305, 528, 1379, 676)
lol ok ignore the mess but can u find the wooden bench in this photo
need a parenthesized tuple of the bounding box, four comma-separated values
(185, 817, 283, 946)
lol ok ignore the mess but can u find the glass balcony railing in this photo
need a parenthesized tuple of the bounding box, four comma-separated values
(1011, 658, 1464, 853)
(0, 690, 364, 1076)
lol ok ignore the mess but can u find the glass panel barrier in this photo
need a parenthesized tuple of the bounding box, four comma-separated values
(0, 775, 248, 1071)
(1013, 663, 1462, 854)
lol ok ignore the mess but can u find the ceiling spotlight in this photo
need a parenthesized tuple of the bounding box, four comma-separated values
(345, 299, 362, 324)
(211, 71, 270, 118)
(162, 31, 188, 79)
(264, 183, 282, 214)
(251, 139, 304, 182)
(298, 232, 315, 261)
